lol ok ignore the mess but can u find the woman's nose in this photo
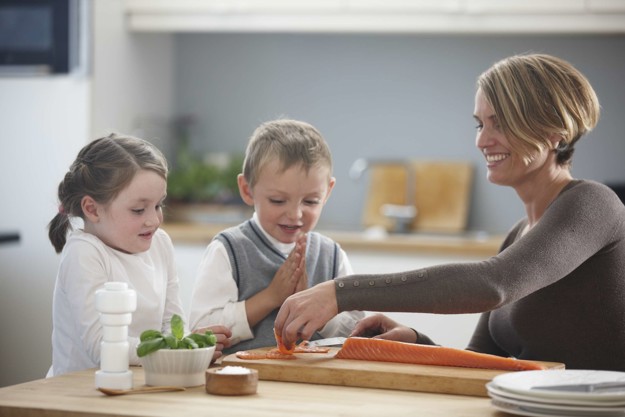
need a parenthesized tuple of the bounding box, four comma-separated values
(475, 127, 493, 150)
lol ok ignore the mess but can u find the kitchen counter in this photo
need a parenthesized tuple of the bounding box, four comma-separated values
(0, 367, 499, 417)
(162, 222, 504, 257)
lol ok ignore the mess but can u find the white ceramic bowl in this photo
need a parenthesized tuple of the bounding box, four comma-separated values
(140, 346, 215, 387)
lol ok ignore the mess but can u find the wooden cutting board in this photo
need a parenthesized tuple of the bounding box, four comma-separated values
(363, 161, 474, 233)
(221, 347, 564, 397)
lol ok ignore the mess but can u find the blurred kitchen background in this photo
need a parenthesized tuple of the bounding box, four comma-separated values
(1, 0, 625, 387)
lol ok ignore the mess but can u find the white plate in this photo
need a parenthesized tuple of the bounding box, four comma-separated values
(487, 382, 625, 407)
(488, 385, 625, 416)
(490, 397, 625, 417)
(492, 370, 625, 402)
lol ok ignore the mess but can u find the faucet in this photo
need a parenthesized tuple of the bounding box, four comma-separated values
(349, 158, 417, 233)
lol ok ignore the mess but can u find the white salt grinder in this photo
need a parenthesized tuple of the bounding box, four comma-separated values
(94, 282, 137, 390)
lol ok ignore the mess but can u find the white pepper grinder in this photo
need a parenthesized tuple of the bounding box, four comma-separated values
(94, 281, 137, 390)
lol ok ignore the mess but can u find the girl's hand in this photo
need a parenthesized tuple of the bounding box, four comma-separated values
(350, 313, 418, 343)
(194, 325, 232, 361)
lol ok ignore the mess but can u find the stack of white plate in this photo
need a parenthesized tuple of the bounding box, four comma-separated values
(487, 370, 625, 417)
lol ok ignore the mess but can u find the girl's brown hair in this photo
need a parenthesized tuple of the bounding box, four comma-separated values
(48, 133, 168, 253)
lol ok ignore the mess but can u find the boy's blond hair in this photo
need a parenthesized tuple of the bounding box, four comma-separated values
(242, 119, 333, 188)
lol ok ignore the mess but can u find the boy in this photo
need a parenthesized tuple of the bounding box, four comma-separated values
(189, 119, 363, 353)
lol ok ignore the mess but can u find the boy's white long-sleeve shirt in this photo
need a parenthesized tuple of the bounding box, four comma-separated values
(189, 214, 364, 346)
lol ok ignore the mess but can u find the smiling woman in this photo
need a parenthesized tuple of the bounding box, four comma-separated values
(275, 54, 625, 372)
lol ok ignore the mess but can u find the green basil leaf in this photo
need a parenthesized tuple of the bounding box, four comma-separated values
(204, 330, 217, 347)
(136, 337, 166, 357)
(139, 329, 163, 342)
(181, 337, 199, 349)
(186, 333, 206, 347)
(171, 314, 184, 340)
(164, 334, 178, 349)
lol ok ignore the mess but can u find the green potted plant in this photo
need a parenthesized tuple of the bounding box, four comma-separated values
(137, 314, 217, 387)
(165, 115, 249, 223)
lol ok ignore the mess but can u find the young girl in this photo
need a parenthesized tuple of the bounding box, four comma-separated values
(47, 133, 230, 377)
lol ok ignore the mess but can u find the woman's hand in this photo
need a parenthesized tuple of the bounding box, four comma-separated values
(350, 314, 418, 343)
(274, 280, 338, 347)
(194, 325, 232, 361)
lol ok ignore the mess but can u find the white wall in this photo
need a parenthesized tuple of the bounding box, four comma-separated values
(0, 0, 174, 388)
(0, 77, 90, 387)
(91, 0, 174, 155)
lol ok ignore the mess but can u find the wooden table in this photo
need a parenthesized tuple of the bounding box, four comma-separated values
(0, 367, 503, 417)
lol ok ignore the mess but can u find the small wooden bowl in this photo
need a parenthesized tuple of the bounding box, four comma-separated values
(205, 367, 259, 396)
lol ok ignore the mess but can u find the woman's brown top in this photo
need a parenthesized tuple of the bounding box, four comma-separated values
(336, 180, 625, 370)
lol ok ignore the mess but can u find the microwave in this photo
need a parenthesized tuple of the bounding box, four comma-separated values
(0, 0, 84, 74)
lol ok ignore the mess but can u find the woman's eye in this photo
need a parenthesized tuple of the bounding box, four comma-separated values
(305, 199, 320, 206)
(475, 124, 483, 131)
(269, 199, 285, 205)
(132, 209, 145, 214)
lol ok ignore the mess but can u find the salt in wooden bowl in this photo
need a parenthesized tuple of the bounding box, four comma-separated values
(205, 366, 259, 395)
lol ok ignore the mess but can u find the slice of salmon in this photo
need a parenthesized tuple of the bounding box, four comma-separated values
(234, 342, 330, 360)
(335, 337, 546, 371)
(273, 328, 296, 354)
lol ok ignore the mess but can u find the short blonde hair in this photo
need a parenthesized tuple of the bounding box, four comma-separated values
(242, 119, 333, 188)
(477, 53, 600, 166)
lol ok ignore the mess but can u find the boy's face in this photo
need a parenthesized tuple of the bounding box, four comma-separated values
(238, 160, 335, 244)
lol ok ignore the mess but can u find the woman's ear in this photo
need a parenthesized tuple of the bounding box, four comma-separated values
(549, 134, 564, 150)
(81, 196, 100, 223)
(237, 174, 255, 206)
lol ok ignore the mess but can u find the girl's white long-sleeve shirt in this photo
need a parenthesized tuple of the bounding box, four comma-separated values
(47, 228, 186, 377)
(189, 214, 364, 347)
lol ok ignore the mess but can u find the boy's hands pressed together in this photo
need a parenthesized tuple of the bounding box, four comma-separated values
(245, 234, 308, 328)
(268, 233, 308, 304)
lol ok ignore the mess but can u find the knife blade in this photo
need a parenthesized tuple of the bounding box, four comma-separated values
(308, 337, 346, 347)
(531, 381, 625, 393)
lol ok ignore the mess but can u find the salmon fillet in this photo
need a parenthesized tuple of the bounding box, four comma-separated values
(335, 337, 546, 371)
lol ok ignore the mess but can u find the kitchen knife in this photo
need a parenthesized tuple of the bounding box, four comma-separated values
(531, 381, 625, 393)
(308, 337, 346, 347)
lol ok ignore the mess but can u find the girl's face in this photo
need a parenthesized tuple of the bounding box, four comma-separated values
(473, 89, 551, 188)
(238, 160, 335, 244)
(84, 169, 167, 254)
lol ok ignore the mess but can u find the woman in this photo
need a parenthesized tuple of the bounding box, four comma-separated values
(275, 53, 625, 371)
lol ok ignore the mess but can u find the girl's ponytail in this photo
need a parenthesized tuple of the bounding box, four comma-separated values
(48, 209, 71, 254)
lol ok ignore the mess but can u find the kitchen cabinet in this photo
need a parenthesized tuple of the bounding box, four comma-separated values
(125, 0, 625, 33)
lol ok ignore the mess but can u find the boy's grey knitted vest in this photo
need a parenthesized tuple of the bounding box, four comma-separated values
(215, 220, 339, 353)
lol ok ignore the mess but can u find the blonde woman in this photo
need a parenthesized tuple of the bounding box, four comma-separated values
(276, 54, 625, 371)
